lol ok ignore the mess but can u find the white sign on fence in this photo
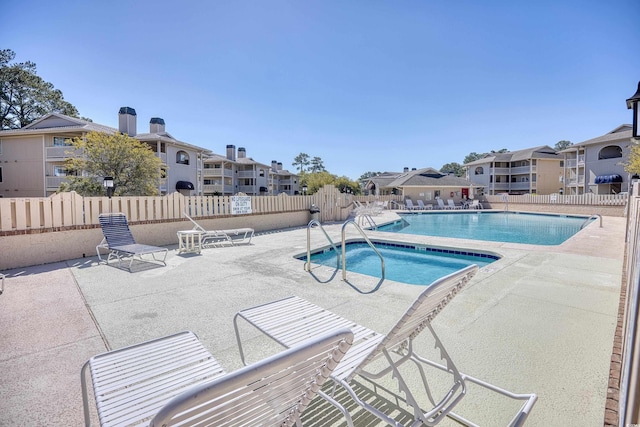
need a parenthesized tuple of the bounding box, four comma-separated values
(231, 196, 252, 215)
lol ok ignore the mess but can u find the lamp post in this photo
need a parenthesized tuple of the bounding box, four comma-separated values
(627, 81, 640, 140)
(103, 177, 114, 198)
(302, 185, 307, 196)
(103, 177, 114, 213)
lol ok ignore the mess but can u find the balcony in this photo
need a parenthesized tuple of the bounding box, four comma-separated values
(202, 169, 223, 177)
(155, 153, 167, 163)
(492, 167, 510, 174)
(46, 147, 81, 159)
(511, 166, 532, 174)
(237, 171, 255, 178)
(46, 176, 68, 189)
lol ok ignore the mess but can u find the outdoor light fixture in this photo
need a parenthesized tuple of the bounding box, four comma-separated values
(103, 177, 114, 198)
(627, 81, 640, 140)
(302, 185, 307, 195)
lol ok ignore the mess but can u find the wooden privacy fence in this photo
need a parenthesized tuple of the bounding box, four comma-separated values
(0, 185, 402, 233)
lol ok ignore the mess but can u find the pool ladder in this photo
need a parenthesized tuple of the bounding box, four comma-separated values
(305, 219, 386, 293)
(580, 214, 602, 229)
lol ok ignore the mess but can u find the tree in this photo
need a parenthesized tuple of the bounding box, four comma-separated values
(625, 144, 640, 176)
(292, 152, 310, 173)
(440, 162, 465, 177)
(463, 152, 486, 164)
(299, 171, 361, 195)
(58, 131, 164, 196)
(554, 140, 573, 151)
(358, 171, 382, 181)
(1, 49, 79, 129)
(309, 156, 326, 173)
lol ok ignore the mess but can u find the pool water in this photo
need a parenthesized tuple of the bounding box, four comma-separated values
(378, 212, 590, 245)
(301, 241, 498, 286)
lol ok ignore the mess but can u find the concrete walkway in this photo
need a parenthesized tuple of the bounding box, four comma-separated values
(0, 211, 625, 426)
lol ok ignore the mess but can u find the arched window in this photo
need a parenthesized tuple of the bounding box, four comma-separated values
(598, 145, 622, 160)
(474, 167, 484, 175)
(176, 150, 190, 165)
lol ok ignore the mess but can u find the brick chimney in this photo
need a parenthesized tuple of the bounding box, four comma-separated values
(118, 107, 137, 136)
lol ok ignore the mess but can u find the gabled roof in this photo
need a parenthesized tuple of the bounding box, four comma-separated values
(559, 124, 633, 151)
(1, 112, 118, 135)
(464, 145, 559, 166)
(368, 167, 474, 189)
(135, 131, 211, 154)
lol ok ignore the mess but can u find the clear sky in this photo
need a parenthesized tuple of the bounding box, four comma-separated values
(3, 0, 640, 180)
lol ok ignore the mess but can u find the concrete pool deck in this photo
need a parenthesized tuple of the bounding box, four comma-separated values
(0, 210, 625, 426)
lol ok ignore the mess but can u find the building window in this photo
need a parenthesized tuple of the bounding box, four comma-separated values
(53, 137, 72, 147)
(176, 151, 190, 165)
(474, 167, 484, 175)
(259, 169, 265, 177)
(53, 166, 68, 177)
(599, 145, 622, 160)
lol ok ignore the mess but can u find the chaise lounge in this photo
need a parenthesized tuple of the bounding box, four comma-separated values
(81, 329, 353, 426)
(183, 212, 254, 246)
(96, 213, 168, 270)
(234, 265, 537, 426)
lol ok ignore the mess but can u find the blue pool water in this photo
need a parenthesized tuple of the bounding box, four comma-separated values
(300, 241, 498, 286)
(378, 212, 590, 245)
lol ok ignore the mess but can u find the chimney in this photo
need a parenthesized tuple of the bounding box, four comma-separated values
(149, 117, 165, 133)
(238, 147, 246, 158)
(277, 162, 283, 171)
(118, 107, 137, 136)
(226, 145, 236, 161)
(403, 167, 409, 173)
(412, 168, 416, 171)
(271, 160, 278, 171)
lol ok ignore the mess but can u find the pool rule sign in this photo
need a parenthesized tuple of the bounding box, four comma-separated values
(231, 196, 252, 214)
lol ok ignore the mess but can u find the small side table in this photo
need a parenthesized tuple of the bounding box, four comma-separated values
(177, 230, 203, 254)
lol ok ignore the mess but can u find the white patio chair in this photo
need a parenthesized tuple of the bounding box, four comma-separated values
(234, 265, 537, 427)
(184, 212, 254, 246)
(447, 199, 463, 209)
(81, 329, 353, 427)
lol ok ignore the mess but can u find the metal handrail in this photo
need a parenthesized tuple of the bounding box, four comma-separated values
(580, 214, 603, 229)
(341, 219, 385, 293)
(356, 214, 377, 230)
(305, 220, 340, 272)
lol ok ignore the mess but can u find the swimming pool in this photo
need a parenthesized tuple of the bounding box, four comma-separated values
(378, 211, 591, 245)
(299, 240, 499, 286)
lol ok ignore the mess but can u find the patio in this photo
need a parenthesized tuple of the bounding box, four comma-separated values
(0, 211, 624, 426)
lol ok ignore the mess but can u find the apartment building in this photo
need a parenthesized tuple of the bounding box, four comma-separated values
(560, 124, 633, 195)
(202, 145, 299, 196)
(465, 146, 562, 195)
(0, 108, 210, 197)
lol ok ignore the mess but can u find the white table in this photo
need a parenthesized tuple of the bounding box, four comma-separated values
(177, 230, 203, 254)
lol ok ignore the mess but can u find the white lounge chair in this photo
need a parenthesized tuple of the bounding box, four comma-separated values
(96, 213, 168, 270)
(470, 199, 484, 209)
(417, 199, 433, 210)
(183, 212, 254, 246)
(436, 198, 450, 210)
(81, 329, 353, 427)
(234, 265, 537, 427)
(447, 199, 463, 209)
(405, 199, 418, 210)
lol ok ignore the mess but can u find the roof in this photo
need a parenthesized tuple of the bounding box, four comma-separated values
(464, 145, 559, 166)
(559, 125, 633, 151)
(368, 167, 475, 189)
(0, 112, 118, 136)
(135, 132, 212, 154)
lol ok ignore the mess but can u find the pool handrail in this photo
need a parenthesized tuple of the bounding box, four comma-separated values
(341, 219, 386, 294)
(305, 219, 340, 272)
(356, 214, 377, 230)
(581, 214, 603, 229)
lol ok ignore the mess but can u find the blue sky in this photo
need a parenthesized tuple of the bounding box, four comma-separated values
(3, 0, 640, 180)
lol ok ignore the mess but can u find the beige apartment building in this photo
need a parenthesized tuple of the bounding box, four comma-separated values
(0, 108, 299, 198)
(465, 146, 563, 195)
(0, 108, 209, 197)
(560, 124, 633, 195)
(202, 145, 299, 196)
